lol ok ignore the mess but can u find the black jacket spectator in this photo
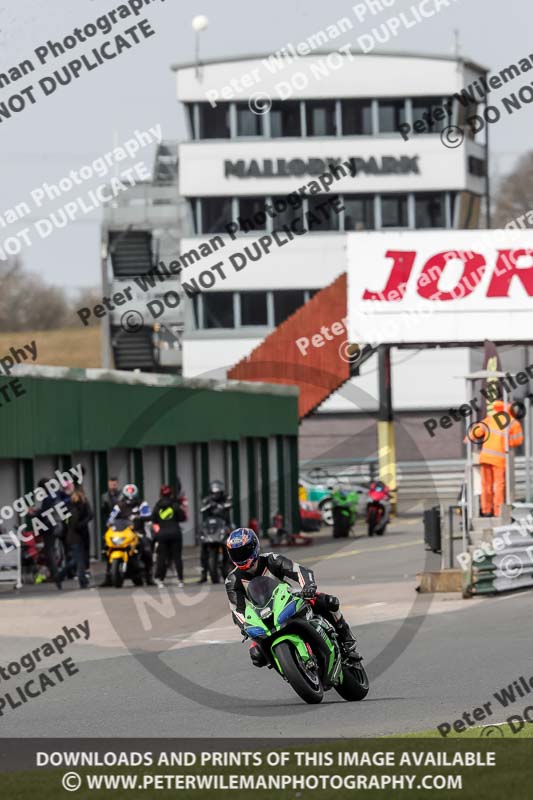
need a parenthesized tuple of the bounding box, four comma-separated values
(151, 498, 186, 539)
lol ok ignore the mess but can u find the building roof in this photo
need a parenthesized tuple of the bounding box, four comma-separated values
(170, 49, 488, 75)
(11, 364, 299, 397)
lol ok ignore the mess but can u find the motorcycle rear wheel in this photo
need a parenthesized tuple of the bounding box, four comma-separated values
(335, 661, 370, 701)
(275, 642, 324, 704)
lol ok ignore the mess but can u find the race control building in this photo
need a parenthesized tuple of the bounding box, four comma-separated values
(171, 50, 492, 459)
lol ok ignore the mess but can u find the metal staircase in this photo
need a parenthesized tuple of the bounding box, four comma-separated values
(109, 230, 154, 278)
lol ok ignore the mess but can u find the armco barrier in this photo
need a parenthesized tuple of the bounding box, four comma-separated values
(468, 524, 533, 595)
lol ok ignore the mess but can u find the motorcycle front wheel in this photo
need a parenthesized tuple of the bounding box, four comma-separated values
(207, 548, 219, 584)
(110, 559, 124, 588)
(274, 642, 324, 704)
(367, 507, 379, 536)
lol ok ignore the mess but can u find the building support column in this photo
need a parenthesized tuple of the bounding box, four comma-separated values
(377, 346, 397, 515)
(246, 438, 257, 523)
(230, 440, 241, 527)
(288, 435, 300, 533)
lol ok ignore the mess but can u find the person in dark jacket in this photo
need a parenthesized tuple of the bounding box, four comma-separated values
(28, 478, 67, 589)
(152, 484, 187, 588)
(101, 477, 121, 525)
(63, 485, 93, 589)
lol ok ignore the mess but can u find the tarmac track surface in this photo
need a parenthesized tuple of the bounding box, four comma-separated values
(2, 519, 531, 738)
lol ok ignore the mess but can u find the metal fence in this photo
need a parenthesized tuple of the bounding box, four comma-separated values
(300, 457, 532, 501)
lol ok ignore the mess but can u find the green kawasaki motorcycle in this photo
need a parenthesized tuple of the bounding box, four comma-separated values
(244, 576, 369, 704)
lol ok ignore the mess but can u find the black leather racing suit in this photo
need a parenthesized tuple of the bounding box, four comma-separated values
(225, 552, 356, 666)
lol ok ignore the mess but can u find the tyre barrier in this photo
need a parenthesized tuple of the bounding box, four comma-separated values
(468, 522, 533, 595)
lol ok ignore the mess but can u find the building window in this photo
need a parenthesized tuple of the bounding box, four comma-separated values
(236, 103, 263, 136)
(271, 196, 305, 232)
(197, 103, 230, 138)
(306, 100, 337, 136)
(344, 195, 375, 230)
(307, 195, 341, 231)
(341, 99, 372, 135)
(381, 194, 408, 228)
(273, 290, 305, 326)
(415, 193, 445, 228)
(240, 291, 268, 326)
(378, 99, 406, 133)
(270, 101, 301, 137)
(203, 292, 234, 328)
(412, 97, 450, 133)
(238, 197, 267, 231)
(201, 197, 232, 233)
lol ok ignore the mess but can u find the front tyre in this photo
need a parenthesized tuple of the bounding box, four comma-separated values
(335, 661, 369, 701)
(367, 507, 377, 537)
(275, 642, 323, 704)
(110, 559, 124, 588)
(207, 549, 219, 584)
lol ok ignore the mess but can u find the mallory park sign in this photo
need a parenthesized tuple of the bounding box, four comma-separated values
(224, 156, 420, 179)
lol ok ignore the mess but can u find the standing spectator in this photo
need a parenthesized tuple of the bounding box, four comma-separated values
(101, 477, 121, 522)
(63, 484, 93, 589)
(152, 484, 187, 588)
(28, 478, 70, 590)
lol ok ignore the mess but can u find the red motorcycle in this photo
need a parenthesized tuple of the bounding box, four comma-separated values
(366, 481, 391, 537)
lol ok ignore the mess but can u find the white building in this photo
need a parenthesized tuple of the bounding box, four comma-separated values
(172, 50, 492, 459)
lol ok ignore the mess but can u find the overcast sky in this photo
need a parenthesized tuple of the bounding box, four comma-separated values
(0, 0, 531, 292)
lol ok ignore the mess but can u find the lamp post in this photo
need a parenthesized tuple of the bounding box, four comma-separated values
(192, 15, 209, 79)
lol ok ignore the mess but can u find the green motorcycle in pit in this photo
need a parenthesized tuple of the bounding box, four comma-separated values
(244, 575, 369, 705)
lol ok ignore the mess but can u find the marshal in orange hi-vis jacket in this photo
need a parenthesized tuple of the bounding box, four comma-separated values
(470, 400, 524, 517)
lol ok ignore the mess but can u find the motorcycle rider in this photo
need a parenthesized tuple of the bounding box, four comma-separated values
(225, 528, 361, 667)
(198, 480, 232, 583)
(100, 483, 155, 586)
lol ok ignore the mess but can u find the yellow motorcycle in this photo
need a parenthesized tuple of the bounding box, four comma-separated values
(104, 519, 143, 588)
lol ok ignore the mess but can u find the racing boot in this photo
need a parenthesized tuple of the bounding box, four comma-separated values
(249, 642, 267, 668)
(335, 617, 362, 662)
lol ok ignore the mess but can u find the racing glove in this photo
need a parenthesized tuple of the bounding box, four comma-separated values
(301, 582, 317, 599)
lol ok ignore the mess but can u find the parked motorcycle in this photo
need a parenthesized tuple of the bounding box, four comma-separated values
(103, 518, 143, 587)
(243, 575, 369, 704)
(366, 480, 391, 537)
(331, 487, 359, 538)
(199, 501, 231, 583)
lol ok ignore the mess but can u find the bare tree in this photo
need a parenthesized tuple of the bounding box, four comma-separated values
(492, 151, 533, 228)
(72, 286, 102, 314)
(0, 259, 70, 332)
